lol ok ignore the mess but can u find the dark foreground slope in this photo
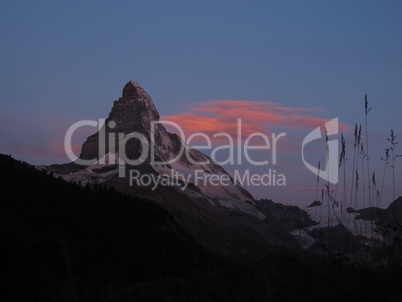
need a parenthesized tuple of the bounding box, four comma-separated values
(0, 154, 220, 302)
(2, 154, 402, 302)
(106, 252, 402, 302)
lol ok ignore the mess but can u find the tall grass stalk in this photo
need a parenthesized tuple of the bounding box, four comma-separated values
(360, 143, 367, 236)
(325, 126, 331, 227)
(339, 134, 346, 222)
(364, 95, 372, 209)
(355, 125, 362, 210)
(321, 188, 324, 227)
(315, 161, 321, 222)
(387, 129, 399, 202)
(372, 171, 378, 238)
(379, 148, 390, 207)
(349, 124, 358, 227)
(354, 169, 359, 236)
(352, 126, 362, 236)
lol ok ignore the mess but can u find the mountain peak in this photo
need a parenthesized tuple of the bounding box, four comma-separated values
(79, 81, 160, 160)
(122, 80, 147, 99)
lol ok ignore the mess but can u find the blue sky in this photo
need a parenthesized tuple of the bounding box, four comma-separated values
(1, 0, 401, 207)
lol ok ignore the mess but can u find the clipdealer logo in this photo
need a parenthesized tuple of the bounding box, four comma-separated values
(301, 118, 339, 184)
(63, 118, 288, 188)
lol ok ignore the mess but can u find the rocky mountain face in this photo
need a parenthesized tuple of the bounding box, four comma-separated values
(80, 81, 169, 163)
(48, 81, 302, 261)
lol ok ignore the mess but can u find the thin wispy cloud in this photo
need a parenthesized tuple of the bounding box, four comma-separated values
(0, 114, 80, 164)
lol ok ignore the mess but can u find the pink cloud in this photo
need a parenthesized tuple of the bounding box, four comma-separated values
(162, 100, 349, 142)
